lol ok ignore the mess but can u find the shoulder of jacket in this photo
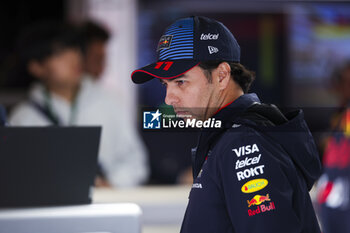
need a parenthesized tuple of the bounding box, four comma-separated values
(225, 122, 259, 137)
(210, 124, 260, 156)
(10, 101, 35, 116)
(9, 101, 48, 126)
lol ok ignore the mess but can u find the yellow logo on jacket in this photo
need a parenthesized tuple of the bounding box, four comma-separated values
(241, 178, 268, 193)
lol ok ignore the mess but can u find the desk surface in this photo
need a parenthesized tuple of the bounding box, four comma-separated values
(0, 203, 142, 233)
(93, 185, 191, 233)
(93, 185, 191, 204)
(0, 203, 141, 218)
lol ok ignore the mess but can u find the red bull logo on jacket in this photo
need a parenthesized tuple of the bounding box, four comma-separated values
(247, 194, 276, 216)
(247, 194, 270, 207)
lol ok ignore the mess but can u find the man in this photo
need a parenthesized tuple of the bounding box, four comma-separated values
(132, 16, 322, 232)
(79, 21, 110, 80)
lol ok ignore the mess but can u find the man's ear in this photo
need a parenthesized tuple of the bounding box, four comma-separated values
(215, 62, 231, 90)
(27, 60, 46, 80)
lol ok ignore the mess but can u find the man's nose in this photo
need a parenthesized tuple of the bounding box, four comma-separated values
(165, 88, 179, 106)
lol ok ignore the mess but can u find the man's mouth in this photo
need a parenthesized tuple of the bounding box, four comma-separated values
(175, 110, 187, 115)
(174, 109, 193, 118)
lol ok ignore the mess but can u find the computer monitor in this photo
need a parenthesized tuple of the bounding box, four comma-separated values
(0, 126, 101, 207)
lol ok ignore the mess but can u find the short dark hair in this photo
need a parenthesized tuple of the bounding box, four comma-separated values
(16, 21, 81, 65)
(79, 21, 110, 52)
(198, 61, 255, 93)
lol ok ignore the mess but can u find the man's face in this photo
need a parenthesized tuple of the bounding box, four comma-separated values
(162, 66, 218, 120)
(84, 40, 106, 78)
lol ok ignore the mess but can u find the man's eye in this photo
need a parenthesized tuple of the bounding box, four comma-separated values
(161, 82, 167, 87)
(176, 80, 185, 86)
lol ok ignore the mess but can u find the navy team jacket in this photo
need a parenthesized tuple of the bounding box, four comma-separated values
(180, 93, 322, 233)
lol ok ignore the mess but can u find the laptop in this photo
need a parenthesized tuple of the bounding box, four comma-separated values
(0, 126, 101, 207)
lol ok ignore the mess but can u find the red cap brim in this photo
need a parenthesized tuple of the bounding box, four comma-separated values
(131, 60, 200, 84)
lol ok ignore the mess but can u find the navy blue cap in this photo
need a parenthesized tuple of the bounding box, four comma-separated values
(131, 16, 241, 84)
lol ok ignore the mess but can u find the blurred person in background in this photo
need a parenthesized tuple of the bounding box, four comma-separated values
(78, 20, 149, 187)
(9, 21, 149, 188)
(79, 21, 109, 81)
(316, 61, 350, 233)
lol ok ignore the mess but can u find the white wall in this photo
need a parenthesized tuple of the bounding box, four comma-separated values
(67, 0, 138, 122)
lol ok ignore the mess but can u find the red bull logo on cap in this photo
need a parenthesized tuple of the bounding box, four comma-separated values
(157, 35, 173, 51)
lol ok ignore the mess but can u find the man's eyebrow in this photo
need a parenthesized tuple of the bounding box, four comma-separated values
(159, 74, 186, 83)
(173, 74, 186, 80)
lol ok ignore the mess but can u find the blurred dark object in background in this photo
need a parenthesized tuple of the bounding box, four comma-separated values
(315, 61, 350, 233)
(0, 1, 64, 87)
(142, 131, 198, 184)
(0, 1, 64, 109)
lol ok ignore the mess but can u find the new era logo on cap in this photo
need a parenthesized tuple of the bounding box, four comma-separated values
(208, 46, 219, 54)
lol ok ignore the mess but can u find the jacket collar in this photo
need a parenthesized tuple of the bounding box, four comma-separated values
(213, 93, 260, 128)
(192, 93, 260, 178)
